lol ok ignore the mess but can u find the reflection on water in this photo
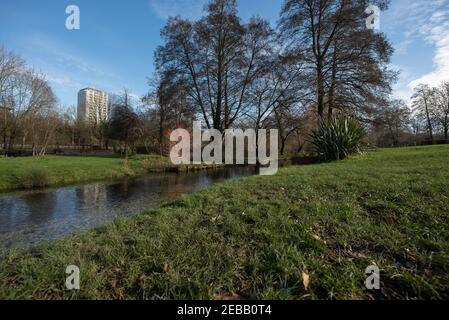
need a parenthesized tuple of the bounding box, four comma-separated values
(0, 166, 256, 251)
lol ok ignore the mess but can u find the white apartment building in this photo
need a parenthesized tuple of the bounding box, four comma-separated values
(77, 88, 109, 124)
(108, 93, 120, 119)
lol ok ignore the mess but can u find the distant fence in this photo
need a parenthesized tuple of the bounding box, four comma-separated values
(0, 144, 165, 157)
(420, 139, 449, 146)
(0, 146, 115, 157)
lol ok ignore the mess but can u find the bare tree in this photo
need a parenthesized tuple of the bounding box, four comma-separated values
(107, 91, 140, 164)
(374, 99, 411, 147)
(61, 105, 77, 147)
(0, 47, 25, 154)
(1, 65, 56, 155)
(279, 0, 394, 121)
(29, 108, 61, 156)
(143, 71, 196, 154)
(155, 0, 273, 131)
(435, 81, 449, 140)
(243, 19, 305, 152)
(412, 84, 436, 143)
(274, 101, 306, 155)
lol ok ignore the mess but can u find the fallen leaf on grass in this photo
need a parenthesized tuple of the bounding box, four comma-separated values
(138, 275, 146, 284)
(312, 234, 327, 245)
(213, 291, 243, 300)
(302, 272, 310, 291)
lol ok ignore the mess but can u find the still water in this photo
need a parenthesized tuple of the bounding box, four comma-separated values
(0, 166, 257, 252)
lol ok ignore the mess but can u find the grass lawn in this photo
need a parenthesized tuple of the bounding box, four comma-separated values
(0, 145, 448, 299)
(0, 154, 169, 193)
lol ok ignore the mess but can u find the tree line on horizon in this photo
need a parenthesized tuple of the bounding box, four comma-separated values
(0, 0, 448, 158)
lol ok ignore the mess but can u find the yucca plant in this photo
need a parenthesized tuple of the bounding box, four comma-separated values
(310, 115, 365, 161)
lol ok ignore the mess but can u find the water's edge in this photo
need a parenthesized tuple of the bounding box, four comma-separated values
(0, 166, 258, 252)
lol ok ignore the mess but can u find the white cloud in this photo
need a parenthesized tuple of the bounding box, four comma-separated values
(17, 34, 132, 106)
(46, 74, 81, 89)
(409, 8, 449, 89)
(149, 0, 208, 20)
(384, 0, 449, 103)
(394, 38, 413, 55)
(25, 34, 119, 81)
(391, 65, 416, 104)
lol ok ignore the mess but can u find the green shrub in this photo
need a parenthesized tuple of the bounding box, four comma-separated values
(310, 115, 365, 161)
(140, 155, 168, 171)
(15, 166, 50, 190)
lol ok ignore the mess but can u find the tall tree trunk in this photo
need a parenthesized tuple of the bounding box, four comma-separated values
(158, 112, 165, 155)
(215, 43, 224, 132)
(426, 115, 434, 142)
(328, 43, 338, 121)
(280, 138, 287, 156)
(424, 97, 434, 142)
(317, 58, 325, 121)
(444, 124, 448, 141)
(21, 131, 27, 150)
(6, 129, 16, 156)
(3, 108, 7, 156)
(297, 139, 303, 154)
(124, 140, 129, 166)
(255, 126, 260, 166)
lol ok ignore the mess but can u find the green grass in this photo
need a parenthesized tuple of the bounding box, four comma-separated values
(0, 145, 448, 299)
(0, 155, 169, 193)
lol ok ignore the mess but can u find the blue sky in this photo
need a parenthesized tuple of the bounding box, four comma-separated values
(0, 0, 448, 107)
